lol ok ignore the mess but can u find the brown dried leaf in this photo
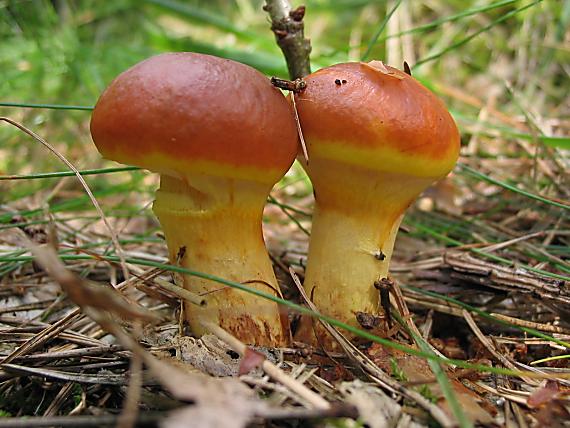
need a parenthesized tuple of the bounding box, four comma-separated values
(366, 61, 405, 79)
(144, 356, 265, 428)
(535, 400, 570, 428)
(441, 378, 495, 424)
(340, 380, 406, 428)
(162, 404, 255, 428)
(238, 348, 265, 375)
(31, 244, 158, 323)
(528, 380, 561, 408)
(176, 335, 240, 377)
(95, 316, 267, 428)
(319, 364, 354, 384)
(422, 175, 462, 215)
(430, 337, 467, 360)
(146, 355, 252, 403)
(366, 343, 494, 424)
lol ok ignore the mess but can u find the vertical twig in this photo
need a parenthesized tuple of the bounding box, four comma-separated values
(264, 1, 312, 79)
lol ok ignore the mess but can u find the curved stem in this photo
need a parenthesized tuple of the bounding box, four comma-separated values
(294, 158, 434, 346)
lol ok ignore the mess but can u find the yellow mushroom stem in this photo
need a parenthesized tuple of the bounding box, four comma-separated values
(295, 157, 438, 346)
(153, 174, 289, 346)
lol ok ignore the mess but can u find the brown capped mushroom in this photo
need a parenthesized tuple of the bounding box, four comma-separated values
(293, 61, 460, 346)
(90, 53, 298, 346)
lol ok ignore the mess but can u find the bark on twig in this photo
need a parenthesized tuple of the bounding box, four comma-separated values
(270, 76, 306, 93)
(264, 1, 312, 79)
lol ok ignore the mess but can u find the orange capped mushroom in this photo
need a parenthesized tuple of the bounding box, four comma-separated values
(91, 53, 298, 346)
(294, 61, 460, 345)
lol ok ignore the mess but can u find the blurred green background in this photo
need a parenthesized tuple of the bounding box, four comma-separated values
(2, 0, 568, 105)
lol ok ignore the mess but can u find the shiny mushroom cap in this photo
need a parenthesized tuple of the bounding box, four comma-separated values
(295, 61, 460, 178)
(90, 52, 298, 185)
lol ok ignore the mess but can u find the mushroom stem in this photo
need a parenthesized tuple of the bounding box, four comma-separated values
(295, 158, 435, 344)
(153, 175, 289, 346)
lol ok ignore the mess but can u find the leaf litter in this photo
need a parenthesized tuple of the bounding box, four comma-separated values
(1, 133, 569, 427)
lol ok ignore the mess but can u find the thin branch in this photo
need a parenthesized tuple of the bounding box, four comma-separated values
(264, 1, 311, 79)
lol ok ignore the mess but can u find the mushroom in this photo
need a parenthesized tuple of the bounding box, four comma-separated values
(293, 61, 460, 345)
(90, 53, 298, 346)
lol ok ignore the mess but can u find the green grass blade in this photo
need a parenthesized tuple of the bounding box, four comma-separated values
(0, 166, 140, 181)
(169, 37, 287, 76)
(539, 136, 570, 150)
(458, 164, 570, 211)
(393, 312, 473, 428)
(531, 354, 570, 366)
(414, 0, 542, 67)
(361, 0, 403, 61)
(267, 196, 310, 236)
(0, 185, 146, 224)
(0, 102, 94, 110)
(142, 0, 258, 42)
(378, 0, 517, 42)
(453, 111, 570, 149)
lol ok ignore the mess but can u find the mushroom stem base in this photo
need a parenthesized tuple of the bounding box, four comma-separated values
(295, 205, 403, 347)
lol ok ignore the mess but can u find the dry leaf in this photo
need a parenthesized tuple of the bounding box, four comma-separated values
(534, 400, 570, 428)
(162, 404, 255, 428)
(430, 337, 467, 360)
(528, 380, 561, 408)
(97, 318, 268, 428)
(367, 343, 494, 425)
(31, 244, 158, 323)
(176, 335, 240, 377)
(238, 348, 265, 375)
(440, 378, 495, 424)
(366, 61, 405, 80)
(102, 350, 261, 428)
(421, 175, 462, 216)
(145, 356, 265, 428)
(340, 380, 413, 428)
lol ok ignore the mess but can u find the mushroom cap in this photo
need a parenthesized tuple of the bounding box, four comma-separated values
(90, 53, 298, 184)
(295, 61, 460, 178)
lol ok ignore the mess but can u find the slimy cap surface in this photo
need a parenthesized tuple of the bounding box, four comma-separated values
(295, 61, 460, 178)
(91, 53, 298, 184)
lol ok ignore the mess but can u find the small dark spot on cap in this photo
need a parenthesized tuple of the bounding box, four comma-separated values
(334, 79, 342, 85)
(342, 79, 347, 84)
